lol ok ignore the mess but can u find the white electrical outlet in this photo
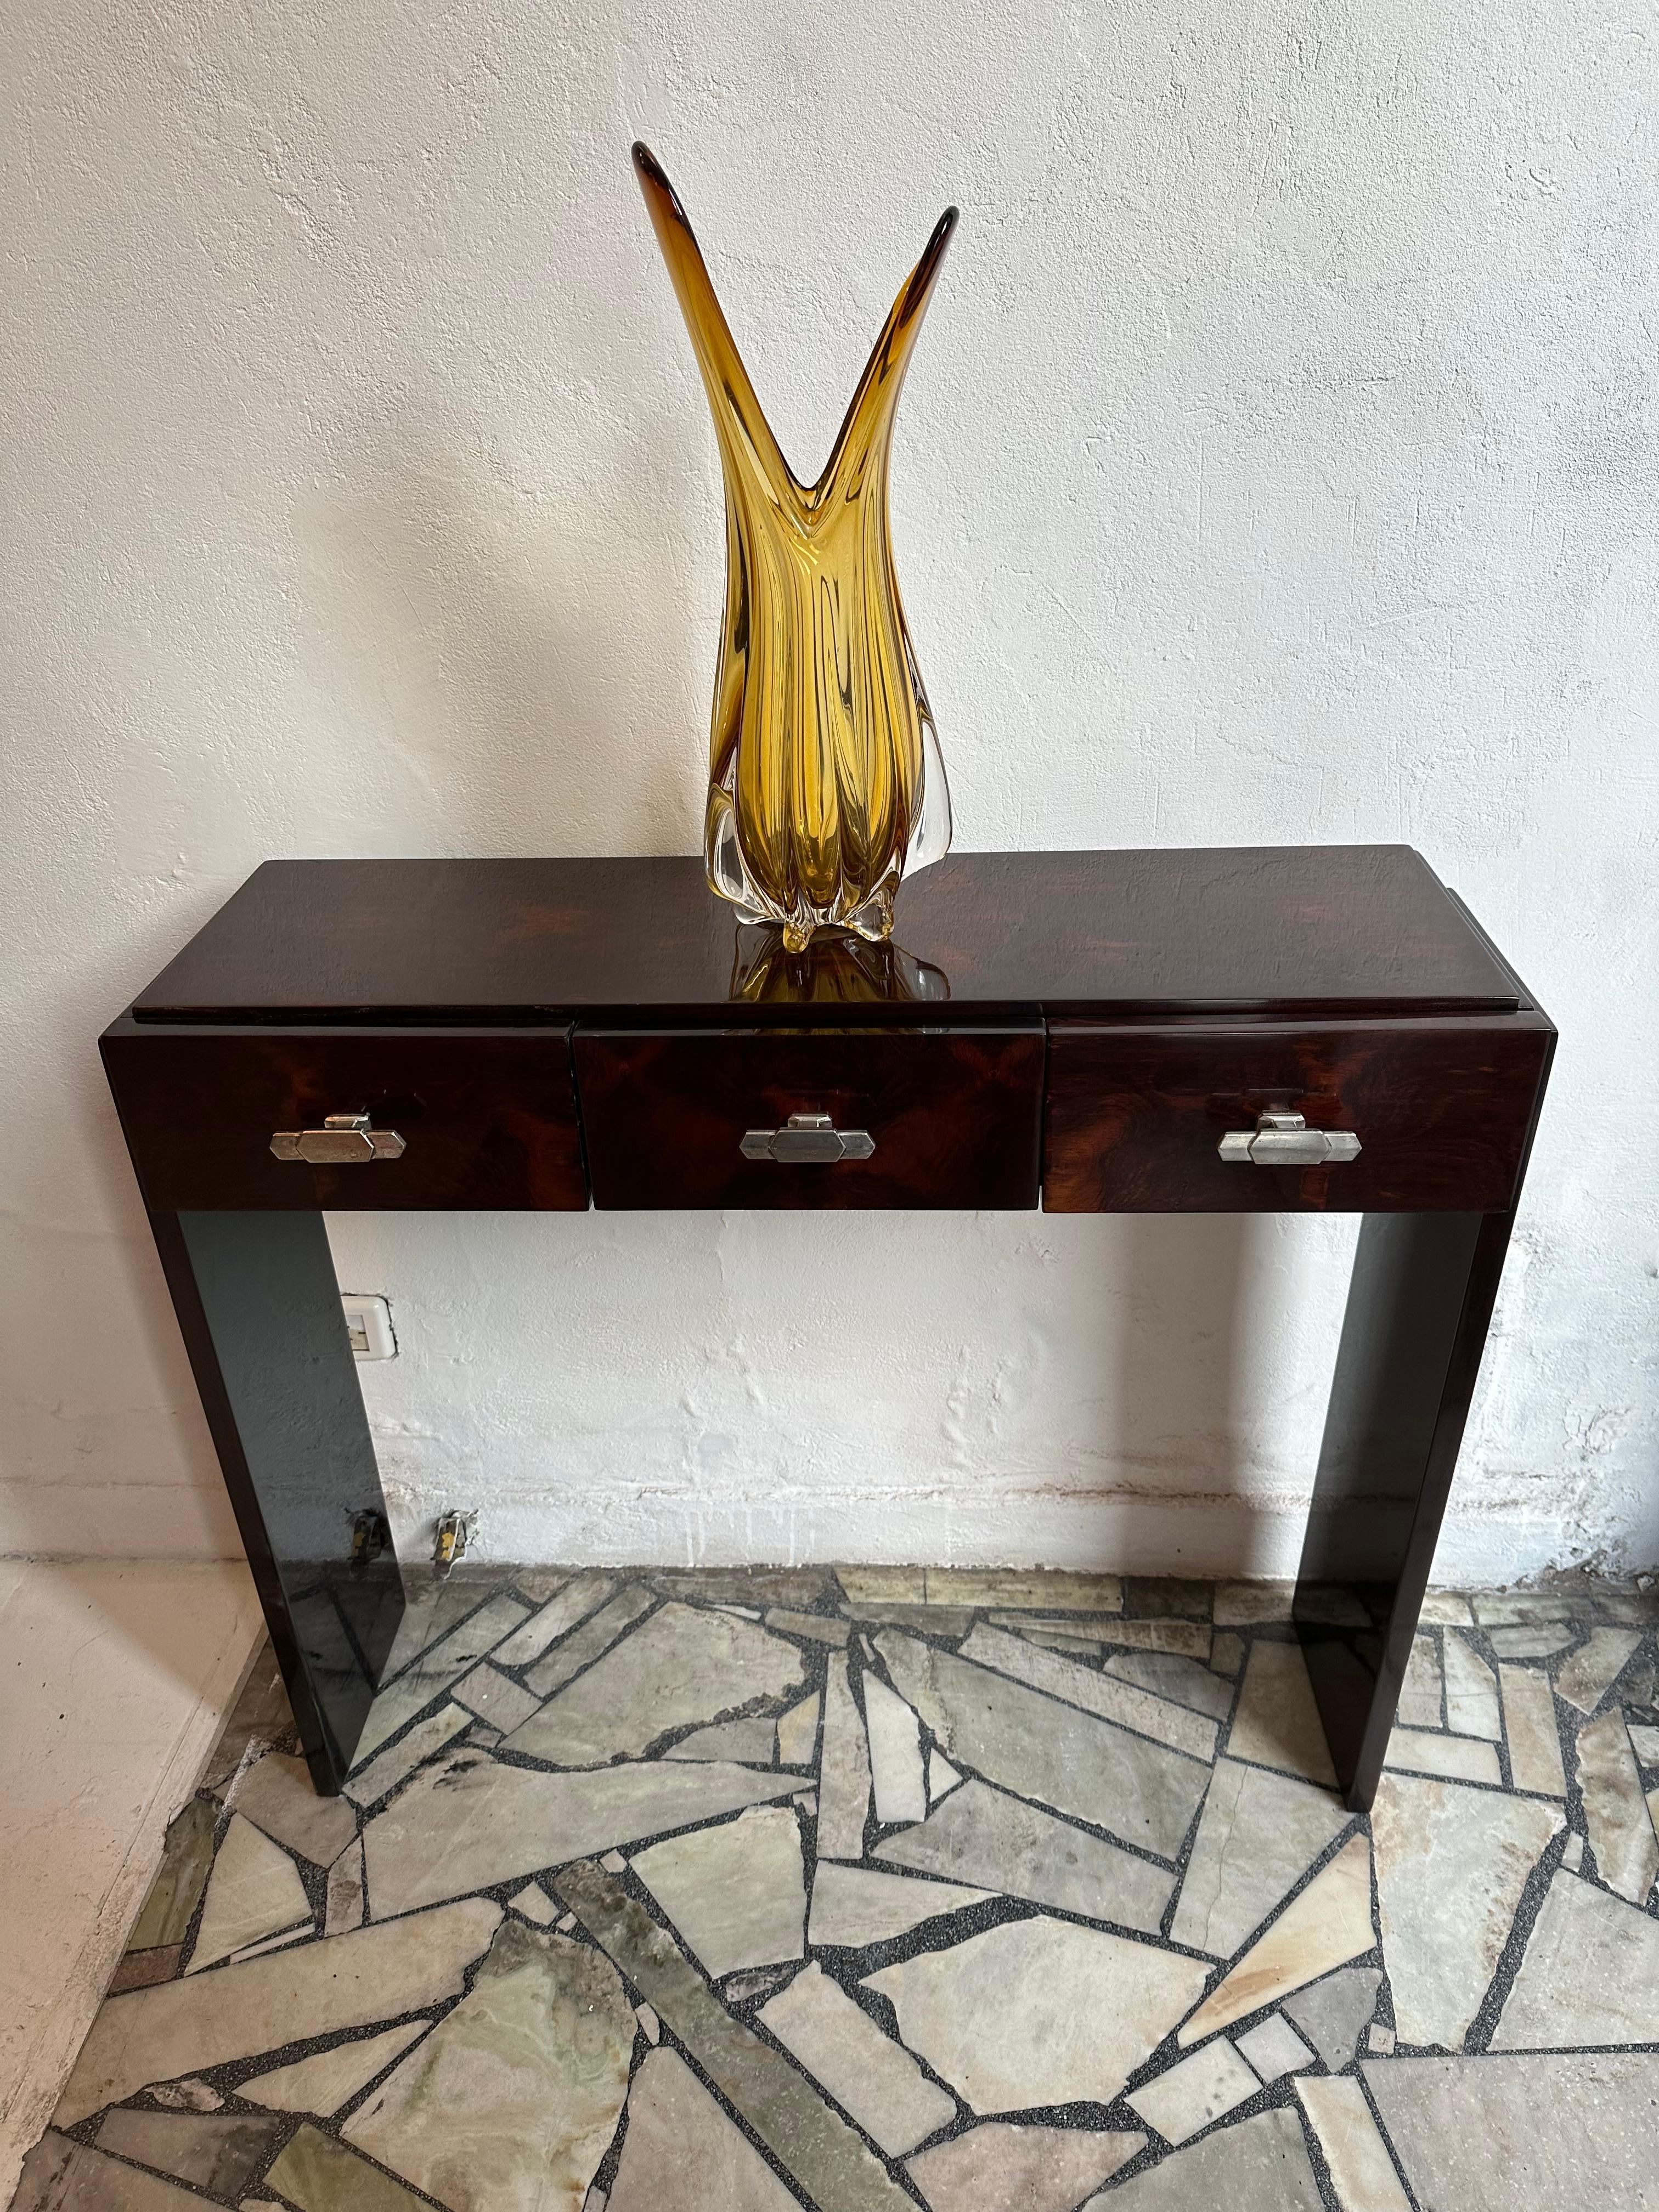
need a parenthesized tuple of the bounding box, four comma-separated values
(340, 1294, 397, 1360)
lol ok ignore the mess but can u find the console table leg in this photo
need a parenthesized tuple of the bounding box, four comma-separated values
(147, 1210, 404, 1792)
(1294, 1209, 1516, 1812)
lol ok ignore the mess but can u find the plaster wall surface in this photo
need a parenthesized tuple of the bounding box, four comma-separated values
(3, 0, 1655, 1578)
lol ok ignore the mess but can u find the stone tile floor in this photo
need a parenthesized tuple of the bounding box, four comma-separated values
(13, 1566, 1659, 2211)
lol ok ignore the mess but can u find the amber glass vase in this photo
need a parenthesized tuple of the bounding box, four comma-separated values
(634, 143, 957, 950)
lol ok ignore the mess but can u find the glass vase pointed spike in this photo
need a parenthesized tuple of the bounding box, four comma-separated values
(633, 142, 957, 950)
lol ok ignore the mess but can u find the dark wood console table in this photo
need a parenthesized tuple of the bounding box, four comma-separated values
(100, 847, 1553, 1809)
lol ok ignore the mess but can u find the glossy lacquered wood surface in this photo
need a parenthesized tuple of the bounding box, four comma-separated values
(102, 1023, 588, 1211)
(129, 847, 1523, 1026)
(1042, 1014, 1553, 1214)
(575, 1026, 1046, 1209)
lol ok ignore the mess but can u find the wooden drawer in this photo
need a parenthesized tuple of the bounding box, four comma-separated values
(1043, 1016, 1553, 1214)
(575, 1025, 1046, 1209)
(101, 1024, 589, 1210)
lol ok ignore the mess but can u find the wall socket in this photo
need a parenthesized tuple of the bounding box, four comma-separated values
(341, 1294, 397, 1360)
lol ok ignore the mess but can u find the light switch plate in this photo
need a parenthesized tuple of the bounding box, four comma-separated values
(340, 1293, 396, 1360)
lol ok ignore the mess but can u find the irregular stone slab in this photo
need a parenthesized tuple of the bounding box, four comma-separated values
(865, 1676, 928, 1823)
(1106, 1652, 1234, 1724)
(1498, 1665, 1566, 1797)
(1419, 1590, 1474, 1625)
(452, 1662, 541, 1735)
(1169, 1759, 1350, 1958)
(1227, 1641, 1337, 1787)
(1209, 1632, 1243, 1677)
(265, 2121, 433, 2211)
(1372, 1773, 1560, 2049)
(345, 1703, 472, 1809)
(504, 1566, 576, 1599)
(56, 1897, 501, 2124)
(229, 1924, 313, 1963)
(95, 2109, 283, 2195)
(608, 2049, 797, 2212)
(1563, 1830, 1585, 1870)
(359, 1593, 533, 1757)
(808, 1864, 993, 1947)
(1493, 1868, 1659, 2046)
(241, 2019, 431, 2112)
(1486, 1624, 1578, 1658)
(521, 1585, 657, 1701)
(1366, 2052, 1659, 2208)
(343, 1920, 634, 2211)
(490, 1572, 617, 1668)
(1368, 2023, 1396, 2054)
(961, 1626, 1217, 1761)
(1125, 1576, 1214, 1619)
(1577, 1708, 1659, 1903)
(1295, 2077, 1410, 2210)
(11, 2131, 208, 2209)
(658, 1567, 834, 1608)
(877, 1778, 1175, 1934)
(510, 1880, 557, 1924)
(1235, 2011, 1313, 2082)
(777, 1692, 820, 1766)
(905, 2121, 1143, 2212)
(1473, 1592, 1573, 1625)
(633, 1805, 805, 1977)
(760, 1962, 955, 2155)
(187, 1814, 311, 1972)
(819, 1655, 873, 1859)
(1630, 1723, 1659, 1766)
(127, 1798, 217, 1951)
(363, 1746, 803, 1914)
(1282, 1967, 1382, 2069)
(838, 1567, 928, 1605)
(148, 2079, 222, 2111)
(1178, 1833, 1373, 2045)
(845, 1602, 977, 1637)
(1384, 1728, 1502, 1785)
(1214, 1584, 1295, 1625)
(383, 1576, 509, 1670)
(1556, 1627, 1642, 1714)
(1077, 1620, 1211, 1658)
(1080, 2107, 1323, 2210)
(865, 1916, 1207, 2112)
(325, 1838, 365, 1935)
(511, 1602, 803, 1765)
(766, 1607, 851, 1646)
(878, 1633, 1207, 1860)
(1443, 1631, 1502, 1740)
(1127, 2038, 1257, 2145)
(220, 1751, 359, 1865)
(928, 1750, 962, 1802)
(667, 1716, 777, 1763)
(554, 1859, 916, 2212)
(110, 1945, 182, 1992)
(931, 1568, 1122, 1612)
(1396, 1635, 1442, 1728)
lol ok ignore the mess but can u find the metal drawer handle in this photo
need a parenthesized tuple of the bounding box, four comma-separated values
(740, 1111, 876, 1165)
(270, 1113, 406, 1165)
(1218, 1109, 1361, 1167)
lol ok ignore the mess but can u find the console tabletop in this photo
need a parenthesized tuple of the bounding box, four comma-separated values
(102, 846, 1553, 1805)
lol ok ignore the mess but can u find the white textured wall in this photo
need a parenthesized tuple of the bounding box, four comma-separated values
(4, 0, 1655, 1579)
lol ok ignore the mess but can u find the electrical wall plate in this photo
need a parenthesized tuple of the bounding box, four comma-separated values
(340, 1293, 396, 1359)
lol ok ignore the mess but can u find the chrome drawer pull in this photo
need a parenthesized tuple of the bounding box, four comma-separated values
(270, 1113, 406, 1164)
(740, 1111, 876, 1165)
(1218, 1110, 1361, 1167)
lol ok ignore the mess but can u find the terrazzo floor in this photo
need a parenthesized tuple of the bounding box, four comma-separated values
(14, 1566, 1659, 2211)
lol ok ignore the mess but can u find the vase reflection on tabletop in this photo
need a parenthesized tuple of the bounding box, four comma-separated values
(633, 142, 958, 951)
